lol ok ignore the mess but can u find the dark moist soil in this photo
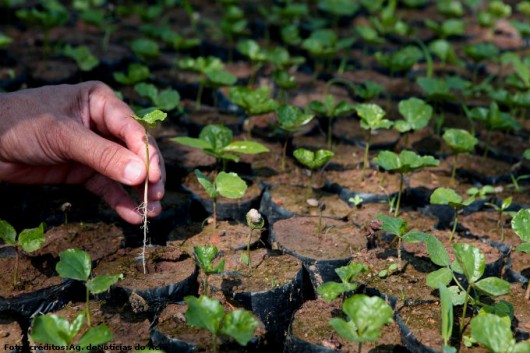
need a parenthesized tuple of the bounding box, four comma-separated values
(332, 117, 401, 148)
(266, 184, 353, 220)
(36, 222, 125, 262)
(208, 248, 302, 295)
(290, 296, 405, 353)
(168, 220, 262, 255)
(0, 248, 63, 299)
(92, 246, 196, 291)
(0, 313, 23, 349)
(154, 302, 266, 353)
(30, 301, 152, 353)
(459, 210, 519, 246)
(325, 168, 402, 196)
(272, 217, 366, 261)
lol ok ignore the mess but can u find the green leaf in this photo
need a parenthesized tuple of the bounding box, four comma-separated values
(223, 141, 270, 155)
(423, 232, 450, 267)
(373, 150, 400, 171)
(216, 172, 247, 199)
(355, 103, 393, 131)
(453, 243, 485, 283)
(78, 325, 113, 352)
(205, 69, 237, 87)
(199, 125, 233, 153)
(374, 150, 438, 174)
(293, 148, 334, 170)
(220, 309, 259, 346)
(317, 282, 357, 301)
(514, 342, 530, 353)
(426, 267, 453, 288)
(474, 277, 511, 297)
(194, 246, 219, 272)
(136, 109, 167, 128)
(171, 136, 212, 150)
(276, 104, 314, 132)
(56, 249, 91, 282)
(335, 294, 394, 342)
(396, 97, 433, 133)
(86, 274, 123, 294)
(155, 89, 181, 112)
(447, 285, 466, 306)
(18, 223, 45, 253)
(184, 295, 224, 335)
(430, 187, 464, 208)
(31, 313, 84, 346)
(194, 170, 218, 199)
(376, 214, 407, 237)
(470, 313, 516, 353)
(330, 317, 361, 342)
(443, 129, 478, 154)
(439, 285, 453, 346)
(515, 242, 530, 253)
(335, 262, 368, 283)
(134, 82, 158, 102)
(512, 208, 530, 242)
(0, 220, 16, 245)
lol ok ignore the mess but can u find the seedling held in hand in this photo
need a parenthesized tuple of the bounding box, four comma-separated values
(354, 103, 393, 180)
(442, 128, 478, 185)
(194, 169, 247, 233)
(0, 221, 45, 288)
(329, 294, 393, 353)
(193, 245, 226, 297)
(430, 187, 474, 242)
(373, 150, 439, 216)
(56, 249, 123, 327)
(130, 109, 167, 275)
(184, 295, 259, 353)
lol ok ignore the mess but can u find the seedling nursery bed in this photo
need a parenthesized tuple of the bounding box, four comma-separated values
(1, 1, 530, 353)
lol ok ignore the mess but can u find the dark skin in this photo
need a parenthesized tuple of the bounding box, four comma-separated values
(0, 81, 165, 224)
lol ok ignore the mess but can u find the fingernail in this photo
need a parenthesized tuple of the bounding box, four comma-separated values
(150, 201, 162, 214)
(124, 160, 143, 183)
(151, 181, 165, 199)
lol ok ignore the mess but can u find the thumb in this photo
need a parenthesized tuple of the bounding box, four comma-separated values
(62, 123, 147, 185)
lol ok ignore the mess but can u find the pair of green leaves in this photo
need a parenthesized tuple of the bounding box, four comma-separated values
(430, 187, 474, 209)
(276, 104, 315, 133)
(184, 295, 259, 346)
(134, 83, 181, 113)
(308, 95, 356, 119)
(178, 56, 237, 88)
(56, 249, 123, 295)
(395, 97, 433, 133)
(293, 148, 334, 171)
(0, 221, 45, 254)
(173, 124, 269, 163)
(63, 45, 99, 72)
(114, 63, 150, 86)
(511, 209, 530, 254)
(302, 29, 355, 59)
(194, 170, 247, 201)
(317, 262, 368, 301)
(375, 45, 423, 73)
(193, 246, 226, 275)
(374, 150, 439, 174)
(330, 294, 393, 343)
(228, 86, 279, 116)
(355, 103, 393, 132)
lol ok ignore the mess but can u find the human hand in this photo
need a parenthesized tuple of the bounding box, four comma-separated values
(0, 81, 165, 224)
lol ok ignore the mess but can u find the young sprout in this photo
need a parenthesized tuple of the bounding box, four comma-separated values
(242, 209, 264, 267)
(374, 45, 423, 76)
(193, 245, 226, 297)
(56, 249, 123, 327)
(329, 294, 393, 353)
(0, 221, 45, 288)
(442, 128, 478, 185)
(131, 109, 167, 275)
(373, 150, 439, 216)
(395, 97, 433, 149)
(236, 39, 267, 87)
(130, 38, 160, 61)
(134, 82, 182, 113)
(511, 209, 530, 299)
(485, 197, 515, 241)
(317, 262, 368, 303)
(63, 45, 100, 72)
(293, 147, 334, 198)
(172, 124, 269, 171)
(354, 103, 393, 180)
(308, 95, 356, 149)
(354, 81, 384, 101)
(438, 284, 455, 353)
(430, 187, 474, 242)
(194, 170, 247, 233)
(228, 86, 279, 136)
(275, 105, 315, 171)
(113, 63, 150, 86)
(184, 295, 259, 353)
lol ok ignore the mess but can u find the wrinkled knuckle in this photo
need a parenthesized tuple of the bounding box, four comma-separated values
(95, 145, 121, 177)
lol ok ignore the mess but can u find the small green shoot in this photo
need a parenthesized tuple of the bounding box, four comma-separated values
(193, 245, 226, 297)
(378, 263, 399, 278)
(0, 221, 45, 288)
(395, 97, 433, 147)
(309, 95, 356, 148)
(442, 128, 478, 185)
(354, 103, 393, 180)
(56, 249, 123, 327)
(293, 148, 334, 198)
(511, 209, 530, 299)
(63, 45, 99, 72)
(430, 187, 474, 242)
(317, 262, 368, 302)
(470, 313, 530, 353)
(243, 209, 264, 267)
(439, 284, 456, 352)
(485, 197, 514, 241)
(172, 124, 269, 171)
(329, 294, 393, 353)
(113, 63, 150, 86)
(194, 170, 247, 232)
(134, 83, 182, 113)
(184, 295, 259, 353)
(373, 150, 439, 216)
(131, 109, 167, 275)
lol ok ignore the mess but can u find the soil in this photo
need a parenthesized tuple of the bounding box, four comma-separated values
(325, 168, 402, 197)
(0, 314, 23, 350)
(290, 296, 407, 353)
